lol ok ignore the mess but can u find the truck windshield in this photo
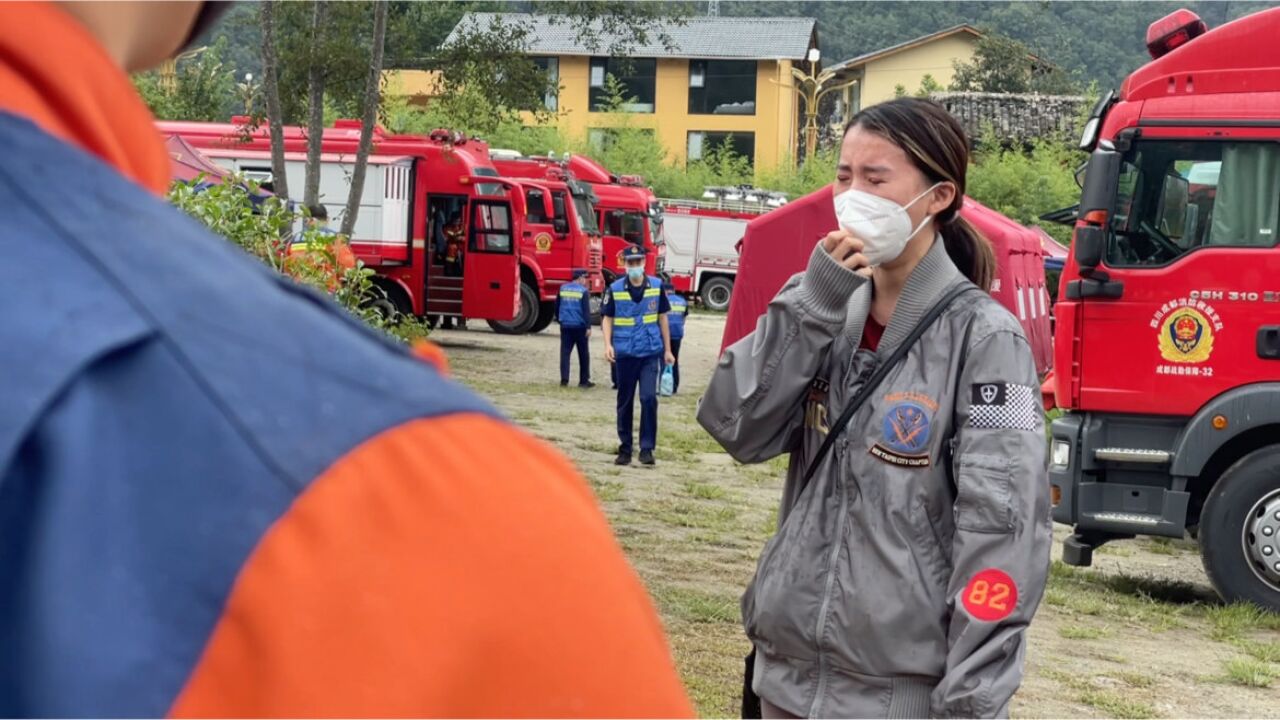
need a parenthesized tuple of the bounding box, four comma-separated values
(604, 211, 649, 246)
(1107, 140, 1280, 267)
(474, 182, 508, 198)
(572, 195, 599, 234)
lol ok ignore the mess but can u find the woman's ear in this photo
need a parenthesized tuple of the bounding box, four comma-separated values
(928, 182, 958, 216)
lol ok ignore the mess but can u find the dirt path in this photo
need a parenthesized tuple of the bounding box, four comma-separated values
(436, 314, 1279, 718)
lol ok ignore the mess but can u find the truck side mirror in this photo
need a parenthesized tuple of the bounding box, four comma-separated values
(1074, 148, 1123, 271)
(1074, 225, 1106, 269)
(541, 194, 556, 221)
(553, 218, 568, 235)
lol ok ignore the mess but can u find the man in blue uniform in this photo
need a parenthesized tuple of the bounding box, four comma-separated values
(602, 247, 675, 466)
(663, 282, 688, 394)
(555, 269, 594, 388)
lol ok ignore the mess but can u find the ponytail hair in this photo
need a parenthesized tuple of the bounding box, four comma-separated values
(940, 214, 995, 292)
(845, 98, 995, 292)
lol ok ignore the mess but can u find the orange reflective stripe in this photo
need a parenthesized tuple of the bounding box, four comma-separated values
(170, 414, 693, 718)
(410, 340, 449, 375)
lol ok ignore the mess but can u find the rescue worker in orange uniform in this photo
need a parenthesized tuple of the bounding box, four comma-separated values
(0, 3, 692, 717)
(443, 210, 465, 277)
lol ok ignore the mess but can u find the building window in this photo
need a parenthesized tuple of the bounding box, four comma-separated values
(688, 60, 757, 115)
(531, 57, 559, 111)
(589, 58, 656, 113)
(687, 131, 755, 165)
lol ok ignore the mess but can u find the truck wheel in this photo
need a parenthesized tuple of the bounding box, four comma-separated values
(487, 281, 539, 335)
(367, 296, 399, 324)
(1199, 445, 1280, 611)
(529, 302, 556, 334)
(701, 276, 734, 312)
(365, 281, 411, 325)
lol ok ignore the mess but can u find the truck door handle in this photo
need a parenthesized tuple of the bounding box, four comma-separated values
(490, 282, 500, 290)
(523, 231, 532, 237)
(1259, 326, 1280, 360)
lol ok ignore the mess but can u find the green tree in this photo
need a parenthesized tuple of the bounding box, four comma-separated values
(916, 73, 943, 97)
(966, 139, 1082, 244)
(340, 0, 391, 237)
(427, 3, 690, 132)
(168, 175, 428, 340)
(133, 37, 236, 121)
(258, 0, 289, 201)
(894, 74, 943, 99)
(951, 33, 1080, 95)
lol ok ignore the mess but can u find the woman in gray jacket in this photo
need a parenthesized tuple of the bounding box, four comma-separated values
(698, 98, 1050, 719)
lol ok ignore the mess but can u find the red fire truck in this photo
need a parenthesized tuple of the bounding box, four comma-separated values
(158, 119, 522, 325)
(490, 153, 605, 334)
(558, 154, 667, 280)
(661, 187, 789, 311)
(1049, 7, 1280, 609)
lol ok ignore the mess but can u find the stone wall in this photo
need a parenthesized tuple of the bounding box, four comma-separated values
(929, 91, 1088, 145)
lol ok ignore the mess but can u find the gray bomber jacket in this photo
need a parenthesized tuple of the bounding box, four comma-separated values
(698, 238, 1051, 719)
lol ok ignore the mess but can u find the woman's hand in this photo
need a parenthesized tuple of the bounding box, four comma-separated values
(821, 230, 870, 272)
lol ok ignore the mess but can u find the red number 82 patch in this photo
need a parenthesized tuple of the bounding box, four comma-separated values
(962, 568, 1018, 622)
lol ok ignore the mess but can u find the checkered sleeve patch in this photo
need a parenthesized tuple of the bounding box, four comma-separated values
(968, 383, 1041, 431)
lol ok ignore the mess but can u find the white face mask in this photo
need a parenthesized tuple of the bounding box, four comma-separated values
(834, 183, 943, 266)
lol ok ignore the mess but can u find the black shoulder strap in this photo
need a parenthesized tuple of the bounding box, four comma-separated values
(802, 282, 977, 486)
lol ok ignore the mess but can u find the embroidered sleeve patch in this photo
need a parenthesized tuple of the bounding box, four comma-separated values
(961, 568, 1018, 622)
(969, 383, 1040, 431)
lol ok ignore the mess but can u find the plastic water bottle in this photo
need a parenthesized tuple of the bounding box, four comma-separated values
(659, 364, 675, 397)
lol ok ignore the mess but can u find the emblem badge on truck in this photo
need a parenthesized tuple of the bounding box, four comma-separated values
(1158, 307, 1216, 363)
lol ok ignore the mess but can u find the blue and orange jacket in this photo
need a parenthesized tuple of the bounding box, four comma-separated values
(0, 4, 692, 717)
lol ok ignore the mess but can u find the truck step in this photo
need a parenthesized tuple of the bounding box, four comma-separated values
(1087, 511, 1163, 527)
(1094, 448, 1172, 464)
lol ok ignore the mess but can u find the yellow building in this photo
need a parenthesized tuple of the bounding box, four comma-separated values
(443, 13, 818, 172)
(827, 25, 982, 121)
(384, 69, 443, 108)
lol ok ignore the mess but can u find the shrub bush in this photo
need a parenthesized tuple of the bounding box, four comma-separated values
(168, 175, 429, 343)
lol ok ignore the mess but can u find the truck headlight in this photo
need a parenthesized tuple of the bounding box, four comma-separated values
(1051, 440, 1071, 469)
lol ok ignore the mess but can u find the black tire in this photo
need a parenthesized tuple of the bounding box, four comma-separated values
(701, 276, 734, 312)
(1199, 445, 1280, 611)
(367, 296, 399, 324)
(529, 302, 556, 334)
(364, 282, 411, 326)
(487, 280, 540, 335)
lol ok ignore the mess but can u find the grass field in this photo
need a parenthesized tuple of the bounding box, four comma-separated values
(441, 313, 1280, 718)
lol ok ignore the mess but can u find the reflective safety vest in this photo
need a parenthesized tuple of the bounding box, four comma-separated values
(667, 292, 688, 339)
(610, 277, 663, 358)
(558, 281, 589, 328)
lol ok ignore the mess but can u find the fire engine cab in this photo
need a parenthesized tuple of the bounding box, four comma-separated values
(1051, 7, 1280, 609)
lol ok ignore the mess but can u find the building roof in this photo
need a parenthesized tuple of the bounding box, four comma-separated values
(445, 12, 817, 60)
(828, 25, 982, 73)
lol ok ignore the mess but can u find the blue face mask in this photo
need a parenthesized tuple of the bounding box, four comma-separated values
(626, 266, 645, 282)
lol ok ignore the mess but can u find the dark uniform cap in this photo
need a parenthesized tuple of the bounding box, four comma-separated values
(621, 246, 646, 261)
